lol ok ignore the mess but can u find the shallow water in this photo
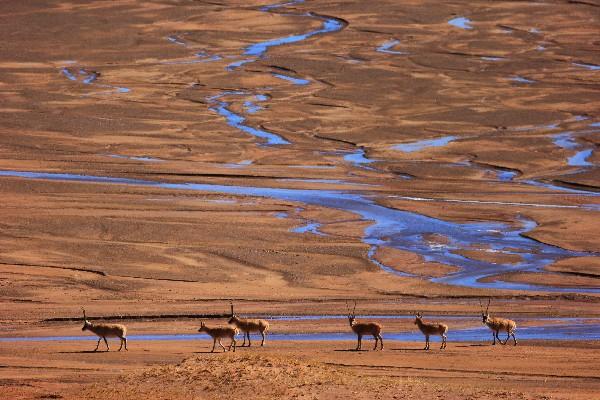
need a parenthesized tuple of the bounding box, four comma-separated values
(226, 59, 255, 71)
(496, 170, 518, 181)
(61, 68, 77, 81)
(510, 76, 535, 84)
(389, 195, 584, 210)
(448, 17, 473, 30)
(62, 68, 98, 85)
(573, 62, 600, 71)
(79, 69, 98, 84)
(244, 14, 345, 57)
(243, 100, 263, 114)
(523, 179, 600, 197)
(343, 149, 377, 168)
(3, 322, 599, 343)
(1, 170, 597, 293)
(163, 35, 224, 65)
(207, 92, 290, 145)
(222, 160, 253, 169)
(376, 40, 406, 55)
(569, 149, 593, 167)
(552, 131, 595, 167)
(61, 66, 129, 94)
(272, 73, 310, 85)
(259, 0, 305, 12)
(553, 132, 579, 150)
(291, 221, 325, 236)
(107, 154, 163, 163)
(209, 101, 289, 145)
(393, 136, 457, 153)
(204, 4, 343, 145)
(279, 178, 373, 187)
(167, 35, 187, 46)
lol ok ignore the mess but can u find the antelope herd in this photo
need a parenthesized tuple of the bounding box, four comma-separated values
(79, 300, 518, 352)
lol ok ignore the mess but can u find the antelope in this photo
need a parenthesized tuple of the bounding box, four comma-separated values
(228, 315, 269, 347)
(346, 301, 383, 351)
(480, 299, 517, 346)
(198, 321, 238, 352)
(414, 312, 448, 350)
(81, 308, 128, 352)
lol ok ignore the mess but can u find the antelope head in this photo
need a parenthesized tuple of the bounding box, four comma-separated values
(346, 300, 357, 326)
(414, 312, 423, 325)
(81, 308, 92, 332)
(479, 299, 490, 323)
(198, 321, 206, 333)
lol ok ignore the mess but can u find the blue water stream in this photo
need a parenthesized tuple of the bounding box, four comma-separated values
(2, 320, 599, 343)
(1, 170, 597, 293)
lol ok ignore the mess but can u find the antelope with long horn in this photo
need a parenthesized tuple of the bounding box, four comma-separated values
(480, 299, 517, 346)
(227, 303, 269, 347)
(198, 321, 238, 352)
(414, 312, 448, 350)
(81, 308, 128, 352)
(346, 301, 383, 351)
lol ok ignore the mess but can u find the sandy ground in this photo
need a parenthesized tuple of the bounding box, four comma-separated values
(1, 0, 600, 398)
(2, 339, 600, 400)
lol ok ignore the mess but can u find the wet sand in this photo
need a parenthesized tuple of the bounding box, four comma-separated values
(1, 0, 600, 398)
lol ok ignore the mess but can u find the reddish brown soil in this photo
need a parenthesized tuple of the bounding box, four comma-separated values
(1, 0, 599, 398)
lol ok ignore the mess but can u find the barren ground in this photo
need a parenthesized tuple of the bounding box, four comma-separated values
(1, 0, 599, 398)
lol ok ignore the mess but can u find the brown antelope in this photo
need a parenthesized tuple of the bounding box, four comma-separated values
(346, 301, 383, 351)
(228, 315, 269, 347)
(81, 308, 128, 352)
(198, 321, 238, 352)
(480, 299, 517, 346)
(414, 312, 448, 350)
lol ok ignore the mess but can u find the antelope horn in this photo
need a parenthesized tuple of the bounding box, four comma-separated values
(486, 298, 491, 314)
(479, 299, 484, 313)
(352, 300, 357, 316)
(346, 301, 354, 317)
(81, 307, 87, 320)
